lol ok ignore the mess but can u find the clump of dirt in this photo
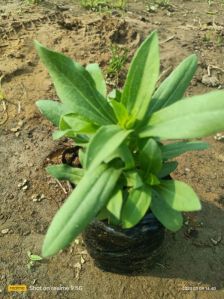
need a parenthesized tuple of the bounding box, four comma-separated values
(0, 0, 224, 298)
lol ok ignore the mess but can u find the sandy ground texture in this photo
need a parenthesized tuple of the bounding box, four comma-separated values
(0, 0, 224, 298)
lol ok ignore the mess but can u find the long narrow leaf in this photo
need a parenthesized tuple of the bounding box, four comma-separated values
(46, 164, 84, 185)
(104, 143, 135, 170)
(36, 100, 69, 126)
(139, 138, 162, 176)
(156, 180, 201, 211)
(121, 31, 160, 121)
(151, 190, 183, 232)
(158, 161, 178, 178)
(42, 164, 122, 257)
(122, 185, 152, 228)
(149, 54, 197, 113)
(35, 41, 115, 125)
(140, 91, 224, 139)
(107, 188, 123, 221)
(162, 141, 209, 160)
(60, 113, 98, 134)
(85, 125, 132, 169)
(86, 63, 107, 97)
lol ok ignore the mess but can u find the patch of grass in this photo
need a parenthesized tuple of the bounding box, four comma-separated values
(146, 0, 172, 12)
(107, 44, 128, 81)
(80, 0, 127, 11)
(26, 0, 43, 4)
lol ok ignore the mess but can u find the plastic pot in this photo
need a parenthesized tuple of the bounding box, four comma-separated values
(82, 211, 165, 274)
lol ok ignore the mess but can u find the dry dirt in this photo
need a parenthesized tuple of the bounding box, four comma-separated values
(0, 0, 224, 298)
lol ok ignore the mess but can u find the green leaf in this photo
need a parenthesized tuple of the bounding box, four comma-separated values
(151, 190, 183, 232)
(149, 54, 198, 113)
(86, 63, 107, 97)
(29, 254, 43, 261)
(72, 135, 89, 145)
(78, 149, 85, 167)
(156, 180, 201, 211)
(36, 100, 69, 126)
(123, 170, 143, 188)
(42, 163, 122, 257)
(52, 129, 74, 140)
(122, 185, 152, 228)
(97, 207, 109, 221)
(121, 31, 160, 121)
(109, 99, 129, 127)
(139, 138, 162, 176)
(140, 91, 224, 139)
(104, 143, 135, 170)
(146, 173, 161, 186)
(162, 141, 209, 160)
(85, 125, 132, 169)
(46, 164, 84, 185)
(158, 161, 178, 178)
(60, 113, 98, 134)
(107, 188, 123, 220)
(108, 89, 122, 102)
(35, 41, 115, 125)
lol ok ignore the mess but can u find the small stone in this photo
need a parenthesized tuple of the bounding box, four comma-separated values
(22, 185, 28, 191)
(10, 127, 20, 132)
(18, 179, 28, 189)
(185, 168, 190, 173)
(202, 74, 220, 87)
(80, 256, 85, 264)
(18, 120, 23, 127)
(74, 262, 81, 270)
(214, 133, 224, 141)
(74, 239, 80, 245)
(1, 228, 9, 234)
(32, 194, 44, 202)
(15, 132, 20, 137)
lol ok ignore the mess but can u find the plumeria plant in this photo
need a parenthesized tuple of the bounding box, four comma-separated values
(35, 31, 224, 258)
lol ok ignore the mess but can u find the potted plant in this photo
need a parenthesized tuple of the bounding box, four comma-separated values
(35, 31, 224, 274)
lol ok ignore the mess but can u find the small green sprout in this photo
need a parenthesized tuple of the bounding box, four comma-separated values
(27, 251, 43, 269)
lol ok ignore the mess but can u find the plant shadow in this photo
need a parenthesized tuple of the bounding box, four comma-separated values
(139, 201, 224, 289)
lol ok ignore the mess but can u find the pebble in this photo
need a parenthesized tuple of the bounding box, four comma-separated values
(202, 74, 220, 87)
(74, 262, 81, 270)
(10, 127, 20, 132)
(18, 179, 29, 190)
(1, 228, 9, 234)
(214, 133, 224, 141)
(32, 194, 45, 202)
(22, 185, 28, 191)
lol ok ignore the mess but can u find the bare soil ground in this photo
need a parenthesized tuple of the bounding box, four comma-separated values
(0, 0, 224, 298)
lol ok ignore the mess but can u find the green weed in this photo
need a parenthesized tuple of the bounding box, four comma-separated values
(107, 44, 128, 80)
(80, 0, 126, 11)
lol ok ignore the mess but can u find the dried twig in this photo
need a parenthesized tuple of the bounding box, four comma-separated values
(160, 35, 175, 45)
(56, 179, 67, 194)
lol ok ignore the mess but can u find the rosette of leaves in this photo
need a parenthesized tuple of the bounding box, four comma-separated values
(35, 31, 224, 257)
